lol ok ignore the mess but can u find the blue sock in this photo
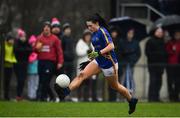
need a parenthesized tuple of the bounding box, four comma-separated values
(64, 87, 70, 96)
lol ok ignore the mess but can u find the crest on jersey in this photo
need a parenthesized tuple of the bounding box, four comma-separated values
(95, 37, 99, 41)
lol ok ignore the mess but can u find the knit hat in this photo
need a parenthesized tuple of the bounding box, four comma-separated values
(83, 29, 91, 36)
(51, 17, 60, 27)
(28, 35, 37, 45)
(82, 29, 92, 41)
(43, 21, 51, 28)
(17, 28, 25, 37)
(63, 23, 70, 31)
(6, 32, 15, 41)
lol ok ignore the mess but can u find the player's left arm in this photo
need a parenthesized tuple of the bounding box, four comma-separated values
(100, 43, 114, 55)
(100, 28, 114, 55)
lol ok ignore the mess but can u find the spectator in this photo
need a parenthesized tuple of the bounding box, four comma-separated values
(27, 35, 39, 101)
(3, 32, 17, 100)
(76, 29, 98, 101)
(51, 17, 62, 40)
(145, 27, 167, 102)
(35, 21, 64, 101)
(61, 23, 75, 79)
(108, 27, 121, 101)
(110, 27, 121, 60)
(119, 29, 141, 67)
(51, 17, 64, 74)
(166, 30, 180, 102)
(14, 29, 32, 101)
(119, 29, 141, 95)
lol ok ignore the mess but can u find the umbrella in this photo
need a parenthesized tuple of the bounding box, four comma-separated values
(109, 16, 147, 41)
(150, 15, 180, 34)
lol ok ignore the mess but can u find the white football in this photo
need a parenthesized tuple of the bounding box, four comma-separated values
(56, 74, 70, 88)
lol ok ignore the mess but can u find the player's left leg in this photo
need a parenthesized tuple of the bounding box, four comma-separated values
(106, 70, 138, 114)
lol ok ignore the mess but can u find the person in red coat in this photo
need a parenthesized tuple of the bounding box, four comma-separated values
(166, 30, 180, 102)
(34, 21, 64, 101)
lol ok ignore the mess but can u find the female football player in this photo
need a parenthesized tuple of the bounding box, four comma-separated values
(55, 13, 138, 114)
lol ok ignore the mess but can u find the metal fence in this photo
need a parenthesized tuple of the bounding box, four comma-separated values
(0, 63, 171, 102)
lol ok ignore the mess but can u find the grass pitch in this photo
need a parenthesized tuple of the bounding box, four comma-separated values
(0, 101, 180, 117)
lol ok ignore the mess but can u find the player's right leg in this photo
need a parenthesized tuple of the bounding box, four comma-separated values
(69, 61, 101, 91)
(54, 61, 101, 101)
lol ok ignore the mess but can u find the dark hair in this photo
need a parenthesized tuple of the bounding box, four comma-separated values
(86, 13, 109, 31)
(110, 26, 120, 33)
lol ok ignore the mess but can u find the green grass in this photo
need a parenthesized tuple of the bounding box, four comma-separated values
(0, 101, 180, 117)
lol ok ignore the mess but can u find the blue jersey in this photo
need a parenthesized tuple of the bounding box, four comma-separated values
(91, 27, 117, 69)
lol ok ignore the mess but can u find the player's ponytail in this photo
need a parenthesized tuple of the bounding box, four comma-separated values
(86, 13, 109, 31)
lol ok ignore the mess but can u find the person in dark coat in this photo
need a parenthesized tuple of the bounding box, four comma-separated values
(14, 29, 32, 101)
(119, 29, 141, 68)
(51, 17, 62, 39)
(61, 23, 75, 79)
(119, 29, 141, 95)
(51, 17, 64, 75)
(145, 27, 168, 102)
(166, 30, 180, 102)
